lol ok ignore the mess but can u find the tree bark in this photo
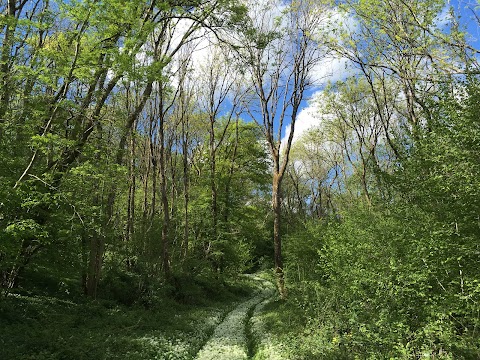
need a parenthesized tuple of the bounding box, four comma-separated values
(85, 234, 104, 298)
(158, 87, 171, 279)
(209, 119, 218, 249)
(126, 123, 136, 266)
(272, 172, 286, 299)
(224, 117, 239, 223)
(181, 118, 190, 260)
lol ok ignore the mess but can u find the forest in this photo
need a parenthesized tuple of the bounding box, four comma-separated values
(0, 0, 479, 359)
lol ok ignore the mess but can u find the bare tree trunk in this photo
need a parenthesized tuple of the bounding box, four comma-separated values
(181, 119, 190, 261)
(224, 117, 239, 223)
(158, 90, 171, 279)
(361, 160, 371, 206)
(209, 121, 218, 251)
(168, 137, 178, 243)
(126, 124, 136, 266)
(0, 0, 19, 121)
(272, 172, 286, 299)
(86, 234, 104, 298)
(151, 145, 158, 221)
(141, 134, 150, 249)
(2, 239, 41, 293)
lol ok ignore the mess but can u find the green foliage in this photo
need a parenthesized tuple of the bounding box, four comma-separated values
(5, 219, 49, 242)
(184, 119, 270, 275)
(274, 77, 480, 359)
(2, 0, 479, 358)
(0, 283, 252, 360)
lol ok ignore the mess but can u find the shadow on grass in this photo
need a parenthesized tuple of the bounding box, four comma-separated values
(0, 290, 245, 360)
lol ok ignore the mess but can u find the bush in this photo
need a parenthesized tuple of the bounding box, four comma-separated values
(100, 267, 146, 306)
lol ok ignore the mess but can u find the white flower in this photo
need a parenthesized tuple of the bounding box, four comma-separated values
(249, 280, 288, 360)
(195, 277, 274, 360)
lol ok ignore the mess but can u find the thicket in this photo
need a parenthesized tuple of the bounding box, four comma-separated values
(278, 78, 480, 359)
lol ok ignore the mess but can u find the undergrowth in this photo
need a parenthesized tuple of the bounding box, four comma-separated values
(0, 275, 256, 360)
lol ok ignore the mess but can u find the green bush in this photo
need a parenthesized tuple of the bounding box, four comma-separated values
(100, 267, 146, 306)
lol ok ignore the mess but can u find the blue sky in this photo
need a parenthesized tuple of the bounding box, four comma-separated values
(282, 0, 480, 147)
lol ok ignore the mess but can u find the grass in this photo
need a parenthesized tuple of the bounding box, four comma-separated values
(193, 274, 273, 360)
(0, 277, 256, 360)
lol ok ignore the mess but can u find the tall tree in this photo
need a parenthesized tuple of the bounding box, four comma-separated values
(238, 0, 327, 297)
(0, 0, 249, 294)
(196, 47, 244, 263)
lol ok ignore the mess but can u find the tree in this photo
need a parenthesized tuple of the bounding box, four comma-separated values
(195, 46, 245, 266)
(321, 77, 401, 205)
(0, 0, 249, 295)
(331, 0, 460, 141)
(238, 0, 327, 297)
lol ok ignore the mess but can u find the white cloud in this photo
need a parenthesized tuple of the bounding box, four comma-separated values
(281, 92, 323, 150)
(311, 55, 355, 86)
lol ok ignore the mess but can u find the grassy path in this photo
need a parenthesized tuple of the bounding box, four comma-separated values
(0, 275, 289, 359)
(194, 276, 277, 360)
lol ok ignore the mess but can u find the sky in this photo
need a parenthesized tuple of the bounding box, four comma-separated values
(281, 56, 355, 147)
(162, 0, 479, 150)
(280, 0, 480, 148)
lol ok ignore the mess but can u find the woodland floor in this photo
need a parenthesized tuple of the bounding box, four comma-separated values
(0, 274, 288, 360)
(194, 275, 285, 360)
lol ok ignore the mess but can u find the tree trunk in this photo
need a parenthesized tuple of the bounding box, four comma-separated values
(0, 0, 17, 121)
(224, 118, 239, 223)
(181, 119, 190, 261)
(2, 239, 41, 293)
(159, 94, 171, 279)
(126, 124, 136, 248)
(141, 135, 150, 251)
(209, 120, 218, 248)
(85, 234, 104, 298)
(272, 172, 286, 299)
